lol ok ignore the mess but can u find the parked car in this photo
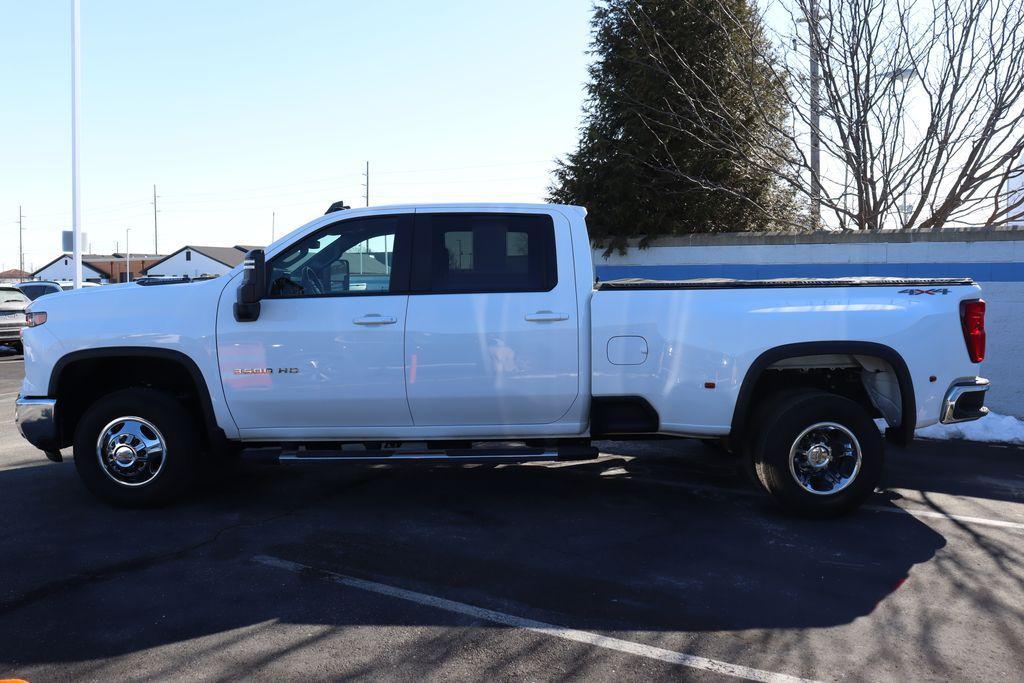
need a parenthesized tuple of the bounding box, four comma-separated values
(58, 281, 101, 291)
(14, 203, 990, 516)
(16, 281, 63, 301)
(0, 285, 30, 353)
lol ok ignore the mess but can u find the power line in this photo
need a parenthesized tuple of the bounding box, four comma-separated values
(152, 184, 159, 254)
(374, 159, 551, 175)
(363, 161, 370, 207)
(18, 205, 25, 273)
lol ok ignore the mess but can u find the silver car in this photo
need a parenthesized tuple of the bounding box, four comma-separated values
(0, 286, 30, 354)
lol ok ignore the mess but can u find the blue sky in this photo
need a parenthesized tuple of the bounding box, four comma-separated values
(0, 1, 592, 271)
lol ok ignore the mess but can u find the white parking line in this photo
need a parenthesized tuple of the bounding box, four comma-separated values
(864, 505, 1024, 531)
(253, 555, 817, 683)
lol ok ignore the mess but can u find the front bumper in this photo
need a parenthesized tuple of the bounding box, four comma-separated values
(15, 396, 62, 460)
(940, 378, 989, 424)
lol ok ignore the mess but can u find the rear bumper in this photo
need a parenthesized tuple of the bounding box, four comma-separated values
(940, 378, 989, 424)
(15, 396, 62, 459)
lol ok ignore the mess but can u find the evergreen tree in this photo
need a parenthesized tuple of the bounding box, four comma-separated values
(550, 0, 794, 255)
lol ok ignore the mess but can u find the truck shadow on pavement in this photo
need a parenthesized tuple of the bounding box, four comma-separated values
(0, 439, 978, 673)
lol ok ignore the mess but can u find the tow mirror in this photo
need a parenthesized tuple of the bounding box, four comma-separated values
(234, 249, 266, 322)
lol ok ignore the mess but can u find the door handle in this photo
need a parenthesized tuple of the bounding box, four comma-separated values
(525, 311, 569, 322)
(353, 314, 397, 326)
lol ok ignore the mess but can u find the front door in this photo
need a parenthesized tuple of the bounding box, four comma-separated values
(217, 212, 413, 433)
(404, 210, 579, 426)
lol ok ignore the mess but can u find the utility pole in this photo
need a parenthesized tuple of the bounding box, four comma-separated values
(272, 211, 276, 241)
(18, 206, 25, 273)
(808, 0, 821, 230)
(152, 184, 159, 254)
(125, 227, 131, 282)
(364, 161, 372, 206)
(71, 0, 83, 289)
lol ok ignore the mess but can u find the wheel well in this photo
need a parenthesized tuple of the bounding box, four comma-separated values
(731, 343, 915, 447)
(52, 352, 216, 449)
(747, 357, 886, 419)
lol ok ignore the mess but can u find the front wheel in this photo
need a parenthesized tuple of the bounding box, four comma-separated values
(748, 390, 883, 517)
(73, 388, 200, 506)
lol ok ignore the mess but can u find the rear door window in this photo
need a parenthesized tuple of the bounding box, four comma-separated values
(413, 213, 556, 294)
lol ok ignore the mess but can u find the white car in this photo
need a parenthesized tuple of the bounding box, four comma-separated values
(0, 286, 31, 353)
(15, 203, 989, 516)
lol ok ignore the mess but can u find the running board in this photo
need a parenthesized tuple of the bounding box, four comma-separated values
(280, 451, 559, 464)
(243, 443, 597, 465)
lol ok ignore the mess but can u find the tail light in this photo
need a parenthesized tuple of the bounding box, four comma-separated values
(26, 311, 47, 327)
(960, 299, 985, 363)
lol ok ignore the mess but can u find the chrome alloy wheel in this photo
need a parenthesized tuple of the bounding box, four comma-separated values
(788, 421, 862, 496)
(96, 416, 167, 487)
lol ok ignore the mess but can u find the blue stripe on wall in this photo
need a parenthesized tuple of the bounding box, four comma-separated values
(594, 262, 1024, 282)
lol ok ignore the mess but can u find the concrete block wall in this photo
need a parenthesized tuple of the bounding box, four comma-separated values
(593, 229, 1024, 416)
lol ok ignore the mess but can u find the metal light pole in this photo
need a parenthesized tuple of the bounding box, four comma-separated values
(808, 0, 821, 231)
(71, 0, 83, 289)
(125, 228, 131, 282)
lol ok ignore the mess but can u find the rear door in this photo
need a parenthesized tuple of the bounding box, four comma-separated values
(404, 209, 579, 426)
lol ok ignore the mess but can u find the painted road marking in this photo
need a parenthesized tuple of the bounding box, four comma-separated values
(864, 504, 1024, 531)
(253, 555, 817, 683)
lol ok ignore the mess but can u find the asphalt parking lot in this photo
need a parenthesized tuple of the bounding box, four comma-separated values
(0, 352, 1022, 682)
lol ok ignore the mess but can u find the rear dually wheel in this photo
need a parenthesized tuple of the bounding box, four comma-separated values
(748, 390, 883, 517)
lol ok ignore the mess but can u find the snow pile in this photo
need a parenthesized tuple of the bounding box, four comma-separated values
(916, 412, 1024, 445)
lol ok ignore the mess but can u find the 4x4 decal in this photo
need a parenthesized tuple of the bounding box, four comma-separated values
(898, 288, 951, 295)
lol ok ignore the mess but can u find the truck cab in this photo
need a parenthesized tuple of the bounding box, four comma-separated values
(218, 205, 593, 441)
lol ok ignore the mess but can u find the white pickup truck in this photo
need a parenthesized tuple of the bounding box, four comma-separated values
(16, 203, 990, 516)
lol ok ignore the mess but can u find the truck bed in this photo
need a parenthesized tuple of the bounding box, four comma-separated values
(591, 275, 984, 437)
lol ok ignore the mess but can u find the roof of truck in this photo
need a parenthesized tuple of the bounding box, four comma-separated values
(329, 202, 585, 214)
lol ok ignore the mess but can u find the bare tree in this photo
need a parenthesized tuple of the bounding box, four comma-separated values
(623, 0, 1024, 231)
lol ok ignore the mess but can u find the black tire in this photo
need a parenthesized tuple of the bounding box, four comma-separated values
(747, 390, 883, 517)
(73, 388, 200, 506)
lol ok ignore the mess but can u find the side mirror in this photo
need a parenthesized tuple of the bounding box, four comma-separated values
(234, 249, 266, 322)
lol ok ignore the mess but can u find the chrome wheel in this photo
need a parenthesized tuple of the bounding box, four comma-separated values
(96, 416, 167, 487)
(788, 421, 862, 496)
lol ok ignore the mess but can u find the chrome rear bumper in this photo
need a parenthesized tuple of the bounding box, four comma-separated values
(15, 396, 62, 460)
(940, 378, 989, 424)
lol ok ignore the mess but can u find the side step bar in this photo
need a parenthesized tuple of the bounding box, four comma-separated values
(243, 443, 597, 465)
